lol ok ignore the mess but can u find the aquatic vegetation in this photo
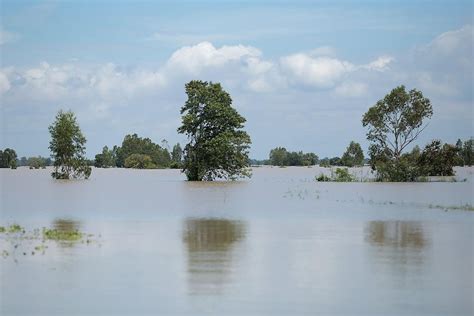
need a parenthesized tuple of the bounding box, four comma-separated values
(7, 224, 24, 233)
(43, 228, 83, 241)
(316, 174, 331, 182)
(0, 226, 5, 233)
(428, 204, 474, 211)
(315, 168, 355, 182)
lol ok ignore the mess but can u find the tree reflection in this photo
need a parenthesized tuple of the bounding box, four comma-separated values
(51, 218, 81, 248)
(366, 221, 426, 249)
(365, 220, 428, 272)
(183, 218, 246, 296)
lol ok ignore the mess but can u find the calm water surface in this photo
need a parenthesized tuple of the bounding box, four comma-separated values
(1, 167, 473, 315)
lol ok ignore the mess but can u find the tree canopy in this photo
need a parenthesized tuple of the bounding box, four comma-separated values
(362, 86, 433, 181)
(114, 134, 171, 168)
(178, 80, 251, 181)
(48, 110, 91, 179)
(0, 148, 18, 169)
(269, 147, 318, 166)
(341, 141, 364, 167)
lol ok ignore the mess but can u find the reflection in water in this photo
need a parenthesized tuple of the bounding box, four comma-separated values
(183, 218, 246, 295)
(365, 221, 428, 271)
(51, 218, 82, 248)
(365, 221, 426, 249)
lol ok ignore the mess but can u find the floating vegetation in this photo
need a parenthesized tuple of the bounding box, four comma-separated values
(0, 224, 25, 233)
(43, 228, 82, 241)
(428, 204, 474, 211)
(1, 221, 100, 260)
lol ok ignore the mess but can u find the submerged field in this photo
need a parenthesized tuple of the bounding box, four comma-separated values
(1, 166, 473, 315)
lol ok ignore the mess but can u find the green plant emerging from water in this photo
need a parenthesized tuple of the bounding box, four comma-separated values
(43, 228, 83, 241)
(0, 224, 24, 233)
(316, 168, 355, 182)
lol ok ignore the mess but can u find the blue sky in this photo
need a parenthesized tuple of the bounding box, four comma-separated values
(1, 0, 473, 159)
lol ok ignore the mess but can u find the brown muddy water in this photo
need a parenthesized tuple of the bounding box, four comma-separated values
(1, 166, 473, 315)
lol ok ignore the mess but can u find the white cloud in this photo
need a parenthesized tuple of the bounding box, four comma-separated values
(0, 71, 11, 94)
(364, 56, 394, 71)
(165, 41, 261, 75)
(280, 54, 355, 88)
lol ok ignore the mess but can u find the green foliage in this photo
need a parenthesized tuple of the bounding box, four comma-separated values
(0, 226, 5, 233)
(269, 147, 318, 166)
(94, 145, 116, 168)
(178, 80, 251, 181)
(319, 157, 330, 167)
(124, 153, 156, 169)
(49, 110, 91, 179)
(315, 168, 355, 182)
(333, 168, 355, 182)
(0, 148, 18, 169)
(170, 143, 183, 168)
(341, 141, 364, 167)
(115, 134, 170, 168)
(316, 174, 331, 182)
(43, 228, 82, 241)
(7, 224, 23, 233)
(418, 140, 457, 176)
(362, 86, 433, 181)
(460, 138, 473, 166)
(27, 156, 48, 169)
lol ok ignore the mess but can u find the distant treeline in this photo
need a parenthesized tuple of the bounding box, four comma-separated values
(94, 134, 183, 169)
(1, 138, 472, 171)
(249, 138, 473, 170)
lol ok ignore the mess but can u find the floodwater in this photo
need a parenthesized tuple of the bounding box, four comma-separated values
(1, 166, 473, 315)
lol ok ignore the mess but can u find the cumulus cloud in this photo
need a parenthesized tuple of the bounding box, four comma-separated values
(279, 53, 393, 89)
(0, 71, 11, 94)
(364, 56, 394, 71)
(165, 41, 261, 75)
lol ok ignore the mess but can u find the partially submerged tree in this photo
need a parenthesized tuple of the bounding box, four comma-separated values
(178, 80, 251, 181)
(94, 146, 116, 168)
(170, 143, 183, 168)
(418, 140, 458, 176)
(341, 141, 364, 167)
(124, 153, 156, 169)
(0, 148, 17, 169)
(115, 134, 170, 168)
(49, 110, 91, 179)
(362, 85, 433, 181)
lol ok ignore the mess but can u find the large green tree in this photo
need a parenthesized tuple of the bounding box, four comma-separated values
(49, 110, 91, 179)
(341, 141, 364, 167)
(362, 85, 433, 181)
(0, 148, 17, 169)
(178, 80, 251, 181)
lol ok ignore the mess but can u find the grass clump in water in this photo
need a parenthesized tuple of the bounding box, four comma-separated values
(43, 228, 82, 241)
(4, 224, 24, 233)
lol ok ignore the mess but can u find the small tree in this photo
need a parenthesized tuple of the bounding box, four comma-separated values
(418, 140, 457, 176)
(341, 141, 364, 167)
(462, 138, 473, 166)
(49, 110, 91, 179)
(362, 85, 433, 181)
(178, 80, 251, 181)
(94, 146, 116, 168)
(269, 147, 288, 166)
